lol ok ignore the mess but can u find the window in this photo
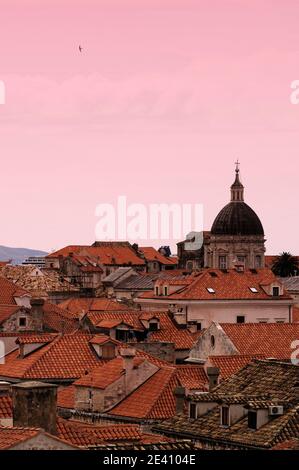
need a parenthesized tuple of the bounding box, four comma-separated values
(102, 344, 116, 359)
(249, 287, 258, 293)
(19, 317, 27, 327)
(189, 403, 197, 419)
(272, 286, 280, 297)
(197, 323, 202, 331)
(186, 261, 193, 272)
(258, 319, 269, 324)
(248, 411, 257, 430)
(149, 321, 158, 331)
(236, 315, 245, 324)
(255, 255, 262, 268)
(116, 329, 129, 342)
(207, 287, 215, 294)
(155, 286, 159, 296)
(219, 256, 227, 269)
(221, 406, 229, 426)
(211, 335, 215, 348)
(163, 286, 168, 296)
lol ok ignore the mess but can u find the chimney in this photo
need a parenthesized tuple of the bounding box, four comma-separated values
(12, 381, 58, 435)
(207, 367, 220, 391)
(174, 386, 186, 414)
(30, 298, 45, 332)
(119, 348, 136, 392)
(120, 347, 136, 373)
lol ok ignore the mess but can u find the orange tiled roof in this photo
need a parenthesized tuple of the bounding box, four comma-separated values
(108, 367, 178, 419)
(138, 247, 177, 266)
(175, 365, 208, 390)
(57, 385, 76, 409)
(59, 297, 129, 318)
(0, 333, 167, 382)
(16, 334, 58, 345)
(0, 305, 21, 325)
(57, 418, 171, 447)
(0, 427, 40, 449)
(57, 418, 142, 446)
(0, 333, 103, 380)
(74, 357, 145, 389)
(43, 302, 78, 334)
(141, 268, 292, 301)
(57, 351, 172, 411)
(209, 354, 266, 380)
(87, 310, 196, 350)
(0, 276, 29, 304)
(47, 242, 145, 266)
(220, 323, 299, 359)
(0, 395, 12, 419)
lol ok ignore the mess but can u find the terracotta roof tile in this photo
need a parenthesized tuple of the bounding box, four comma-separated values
(175, 365, 208, 390)
(209, 354, 266, 380)
(141, 268, 292, 301)
(47, 242, 145, 266)
(59, 297, 129, 319)
(74, 357, 144, 389)
(138, 247, 177, 266)
(0, 305, 21, 325)
(0, 395, 12, 419)
(0, 333, 102, 380)
(108, 367, 178, 419)
(220, 323, 299, 359)
(0, 276, 29, 304)
(0, 427, 40, 449)
(87, 310, 196, 351)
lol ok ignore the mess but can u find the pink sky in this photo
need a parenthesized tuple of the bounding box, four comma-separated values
(0, 0, 299, 254)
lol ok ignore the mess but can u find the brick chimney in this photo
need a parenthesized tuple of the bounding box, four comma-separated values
(207, 367, 220, 391)
(12, 381, 57, 435)
(174, 386, 186, 413)
(30, 298, 45, 332)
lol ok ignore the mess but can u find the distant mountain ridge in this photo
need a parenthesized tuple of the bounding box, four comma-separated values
(0, 246, 48, 265)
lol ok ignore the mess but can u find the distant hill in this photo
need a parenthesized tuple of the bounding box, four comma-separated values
(0, 246, 48, 265)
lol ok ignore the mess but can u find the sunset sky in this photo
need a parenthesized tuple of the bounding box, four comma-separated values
(0, 0, 299, 254)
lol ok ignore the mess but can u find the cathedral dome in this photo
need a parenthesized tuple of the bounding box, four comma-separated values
(211, 201, 264, 236)
(211, 163, 264, 236)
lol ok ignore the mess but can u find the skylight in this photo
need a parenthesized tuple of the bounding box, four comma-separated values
(207, 287, 215, 294)
(249, 287, 258, 293)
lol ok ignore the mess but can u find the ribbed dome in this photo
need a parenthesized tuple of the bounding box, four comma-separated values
(211, 202, 264, 236)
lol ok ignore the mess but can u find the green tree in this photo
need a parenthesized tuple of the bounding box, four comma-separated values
(271, 252, 299, 277)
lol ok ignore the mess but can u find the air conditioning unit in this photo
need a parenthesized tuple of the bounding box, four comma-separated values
(269, 405, 283, 416)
